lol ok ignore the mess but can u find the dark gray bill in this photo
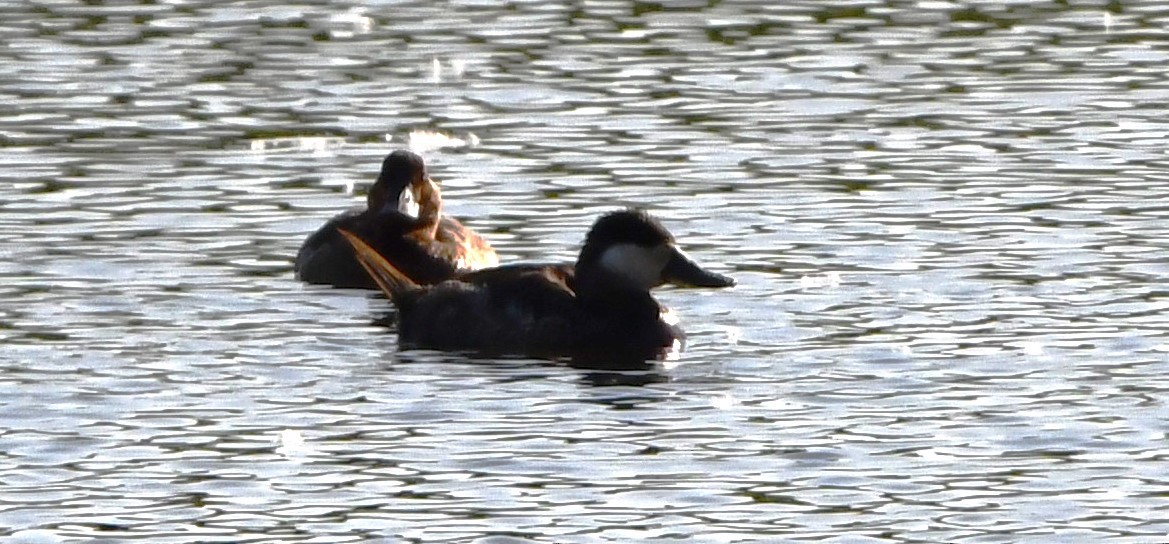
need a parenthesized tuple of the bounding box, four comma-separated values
(662, 247, 735, 288)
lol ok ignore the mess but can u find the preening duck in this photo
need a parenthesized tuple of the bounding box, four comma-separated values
(295, 150, 498, 289)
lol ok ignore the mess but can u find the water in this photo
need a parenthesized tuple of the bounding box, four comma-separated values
(3, 0, 1169, 542)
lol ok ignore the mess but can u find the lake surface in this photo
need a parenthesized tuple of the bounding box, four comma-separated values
(3, 0, 1169, 542)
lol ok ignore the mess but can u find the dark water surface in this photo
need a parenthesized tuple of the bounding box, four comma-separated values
(3, 0, 1169, 542)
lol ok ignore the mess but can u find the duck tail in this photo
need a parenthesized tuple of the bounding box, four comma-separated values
(337, 229, 420, 304)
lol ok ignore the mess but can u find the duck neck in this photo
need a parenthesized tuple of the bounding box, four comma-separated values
(368, 180, 397, 212)
(411, 178, 442, 237)
(574, 265, 660, 315)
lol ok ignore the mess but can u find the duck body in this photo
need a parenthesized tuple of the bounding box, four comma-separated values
(341, 209, 734, 366)
(397, 264, 677, 362)
(295, 210, 468, 288)
(294, 150, 498, 289)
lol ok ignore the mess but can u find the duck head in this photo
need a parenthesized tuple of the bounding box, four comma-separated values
(575, 210, 735, 292)
(367, 150, 431, 216)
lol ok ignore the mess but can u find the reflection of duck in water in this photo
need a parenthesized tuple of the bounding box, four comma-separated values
(339, 209, 734, 366)
(294, 150, 498, 289)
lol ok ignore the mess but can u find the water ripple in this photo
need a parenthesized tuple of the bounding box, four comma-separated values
(3, 0, 1169, 541)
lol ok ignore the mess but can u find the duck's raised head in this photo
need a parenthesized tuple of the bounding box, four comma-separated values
(575, 209, 734, 291)
(367, 150, 430, 214)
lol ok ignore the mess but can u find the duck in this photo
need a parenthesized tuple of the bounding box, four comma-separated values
(338, 209, 734, 366)
(294, 150, 498, 289)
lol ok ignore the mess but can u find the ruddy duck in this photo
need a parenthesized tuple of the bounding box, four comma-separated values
(339, 210, 734, 365)
(295, 150, 498, 289)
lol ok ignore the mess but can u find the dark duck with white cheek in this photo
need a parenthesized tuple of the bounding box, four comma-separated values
(339, 209, 734, 366)
(294, 150, 498, 289)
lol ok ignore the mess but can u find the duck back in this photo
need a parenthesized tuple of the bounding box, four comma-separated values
(296, 211, 459, 289)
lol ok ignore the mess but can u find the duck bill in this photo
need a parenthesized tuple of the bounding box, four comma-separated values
(384, 176, 441, 220)
(661, 247, 735, 288)
(387, 183, 420, 216)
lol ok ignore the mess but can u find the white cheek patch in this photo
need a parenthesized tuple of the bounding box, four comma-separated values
(395, 186, 420, 217)
(599, 243, 670, 289)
